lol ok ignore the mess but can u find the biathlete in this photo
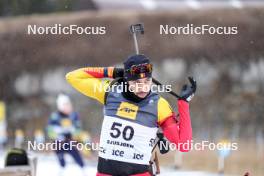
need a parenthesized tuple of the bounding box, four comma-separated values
(47, 94, 85, 171)
(66, 54, 196, 176)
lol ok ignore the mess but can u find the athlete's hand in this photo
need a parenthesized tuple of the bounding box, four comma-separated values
(157, 132, 170, 154)
(179, 77, 196, 102)
(113, 68, 124, 78)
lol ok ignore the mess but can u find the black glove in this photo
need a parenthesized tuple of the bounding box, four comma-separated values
(157, 132, 170, 154)
(113, 68, 124, 78)
(179, 77, 197, 102)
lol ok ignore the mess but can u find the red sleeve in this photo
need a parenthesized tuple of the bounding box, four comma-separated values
(160, 100, 192, 152)
(84, 67, 114, 78)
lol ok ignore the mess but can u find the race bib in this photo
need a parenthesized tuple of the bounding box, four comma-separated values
(99, 116, 158, 165)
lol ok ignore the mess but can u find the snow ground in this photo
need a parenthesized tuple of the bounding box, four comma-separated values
(0, 151, 237, 176)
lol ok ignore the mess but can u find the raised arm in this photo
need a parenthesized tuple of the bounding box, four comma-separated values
(157, 77, 196, 152)
(157, 98, 192, 152)
(66, 67, 115, 104)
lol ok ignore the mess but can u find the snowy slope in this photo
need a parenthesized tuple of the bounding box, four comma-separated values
(0, 152, 236, 176)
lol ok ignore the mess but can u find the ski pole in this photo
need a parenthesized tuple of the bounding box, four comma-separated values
(129, 23, 181, 99)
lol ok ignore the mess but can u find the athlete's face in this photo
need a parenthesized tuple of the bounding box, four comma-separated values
(61, 102, 73, 115)
(128, 77, 152, 98)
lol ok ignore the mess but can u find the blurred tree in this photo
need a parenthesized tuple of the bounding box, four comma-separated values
(0, 0, 52, 16)
(0, 0, 97, 17)
(54, 0, 74, 11)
